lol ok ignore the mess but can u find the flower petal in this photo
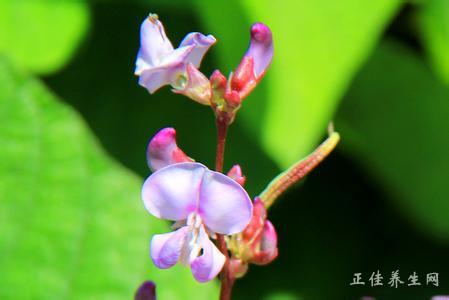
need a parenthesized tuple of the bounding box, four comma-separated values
(150, 226, 188, 269)
(135, 14, 174, 75)
(147, 127, 192, 171)
(179, 32, 216, 67)
(172, 63, 211, 105)
(142, 162, 206, 220)
(138, 46, 194, 93)
(198, 170, 252, 234)
(245, 23, 273, 79)
(190, 227, 225, 282)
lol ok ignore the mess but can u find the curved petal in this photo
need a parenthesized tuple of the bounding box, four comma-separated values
(138, 46, 194, 93)
(190, 227, 225, 283)
(136, 14, 174, 74)
(245, 23, 273, 79)
(179, 32, 216, 67)
(142, 162, 206, 220)
(150, 226, 188, 269)
(147, 127, 192, 171)
(198, 170, 252, 234)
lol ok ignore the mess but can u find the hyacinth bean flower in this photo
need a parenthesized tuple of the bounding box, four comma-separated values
(142, 162, 252, 282)
(135, 14, 216, 98)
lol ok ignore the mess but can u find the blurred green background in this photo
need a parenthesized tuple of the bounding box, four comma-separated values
(1, 0, 449, 299)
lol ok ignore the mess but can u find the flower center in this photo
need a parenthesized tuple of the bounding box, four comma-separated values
(179, 212, 204, 265)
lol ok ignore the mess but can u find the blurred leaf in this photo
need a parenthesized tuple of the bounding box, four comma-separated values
(198, 0, 401, 168)
(0, 1, 89, 74)
(337, 39, 449, 239)
(419, 0, 449, 84)
(0, 57, 217, 299)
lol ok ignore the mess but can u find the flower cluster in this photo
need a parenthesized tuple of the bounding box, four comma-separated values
(135, 13, 273, 125)
(134, 13, 339, 299)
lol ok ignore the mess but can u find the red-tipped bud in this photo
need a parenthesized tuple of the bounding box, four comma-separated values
(227, 165, 246, 186)
(210, 69, 227, 97)
(224, 90, 241, 109)
(231, 56, 257, 98)
(173, 63, 211, 105)
(147, 127, 193, 171)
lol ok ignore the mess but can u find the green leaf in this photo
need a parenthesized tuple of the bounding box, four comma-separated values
(419, 0, 449, 84)
(336, 39, 449, 239)
(0, 57, 217, 299)
(197, 0, 401, 168)
(0, 1, 90, 74)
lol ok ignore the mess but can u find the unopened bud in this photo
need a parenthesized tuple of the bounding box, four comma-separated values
(147, 127, 193, 171)
(227, 164, 246, 186)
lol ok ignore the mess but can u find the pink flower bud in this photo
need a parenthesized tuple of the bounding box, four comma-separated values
(227, 165, 246, 186)
(173, 63, 211, 105)
(147, 127, 193, 171)
(231, 23, 273, 99)
(251, 220, 278, 265)
(237, 198, 278, 266)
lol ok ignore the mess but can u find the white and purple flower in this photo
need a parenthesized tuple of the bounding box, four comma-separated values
(135, 14, 216, 95)
(142, 129, 253, 282)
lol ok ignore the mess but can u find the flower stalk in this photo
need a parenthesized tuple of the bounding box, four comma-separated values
(214, 117, 236, 300)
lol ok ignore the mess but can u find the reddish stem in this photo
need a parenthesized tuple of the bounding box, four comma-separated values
(214, 117, 235, 300)
(215, 118, 228, 173)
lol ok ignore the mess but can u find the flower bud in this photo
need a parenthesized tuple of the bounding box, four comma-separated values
(147, 127, 193, 171)
(135, 281, 156, 300)
(251, 220, 278, 265)
(235, 198, 278, 266)
(227, 164, 246, 186)
(230, 23, 273, 99)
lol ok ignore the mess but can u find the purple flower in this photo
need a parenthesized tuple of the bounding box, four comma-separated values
(135, 14, 216, 94)
(142, 162, 252, 282)
(135, 281, 156, 300)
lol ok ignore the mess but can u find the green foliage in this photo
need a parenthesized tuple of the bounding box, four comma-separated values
(337, 39, 449, 239)
(0, 1, 89, 74)
(198, 0, 401, 168)
(419, 0, 449, 84)
(0, 57, 217, 299)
